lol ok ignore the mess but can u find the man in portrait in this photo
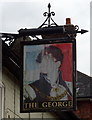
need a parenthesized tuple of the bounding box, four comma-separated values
(23, 45, 72, 102)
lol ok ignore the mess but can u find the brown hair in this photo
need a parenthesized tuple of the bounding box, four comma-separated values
(36, 46, 64, 64)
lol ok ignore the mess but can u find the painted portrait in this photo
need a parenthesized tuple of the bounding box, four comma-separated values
(23, 43, 73, 102)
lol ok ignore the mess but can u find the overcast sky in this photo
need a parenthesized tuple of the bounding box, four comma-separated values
(0, 0, 91, 76)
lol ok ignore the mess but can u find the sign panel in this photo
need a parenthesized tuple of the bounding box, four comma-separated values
(20, 38, 76, 112)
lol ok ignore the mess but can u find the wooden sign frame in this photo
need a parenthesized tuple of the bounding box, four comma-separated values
(20, 38, 76, 112)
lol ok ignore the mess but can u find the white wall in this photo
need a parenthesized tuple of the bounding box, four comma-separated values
(0, 83, 4, 119)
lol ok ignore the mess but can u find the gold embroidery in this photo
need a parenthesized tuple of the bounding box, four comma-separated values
(30, 84, 67, 101)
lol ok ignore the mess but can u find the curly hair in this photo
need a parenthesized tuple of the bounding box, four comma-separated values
(36, 46, 64, 64)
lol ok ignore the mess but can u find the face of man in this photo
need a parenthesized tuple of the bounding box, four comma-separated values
(40, 52, 61, 87)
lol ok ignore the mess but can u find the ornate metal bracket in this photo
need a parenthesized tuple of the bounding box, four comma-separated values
(39, 3, 58, 28)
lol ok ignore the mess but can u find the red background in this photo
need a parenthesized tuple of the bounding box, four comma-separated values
(53, 43, 72, 82)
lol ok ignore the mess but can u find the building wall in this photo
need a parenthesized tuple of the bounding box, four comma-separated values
(0, 37, 2, 119)
(74, 100, 92, 120)
(2, 66, 58, 119)
(0, 86, 2, 119)
(0, 80, 4, 119)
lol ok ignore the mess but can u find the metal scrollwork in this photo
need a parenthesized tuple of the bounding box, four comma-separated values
(39, 3, 58, 28)
(75, 25, 79, 31)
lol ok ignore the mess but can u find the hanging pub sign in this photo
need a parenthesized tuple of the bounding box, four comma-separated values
(20, 38, 76, 112)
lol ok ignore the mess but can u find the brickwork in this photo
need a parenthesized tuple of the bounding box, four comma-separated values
(74, 100, 92, 120)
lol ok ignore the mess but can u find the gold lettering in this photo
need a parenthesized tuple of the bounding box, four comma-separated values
(52, 102, 57, 107)
(41, 101, 73, 108)
(42, 102, 47, 107)
(24, 102, 37, 109)
(24, 103, 29, 109)
(48, 102, 52, 107)
(57, 102, 63, 107)
(68, 101, 72, 107)
(29, 103, 32, 108)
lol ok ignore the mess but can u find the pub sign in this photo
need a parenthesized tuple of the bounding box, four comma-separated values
(20, 38, 76, 112)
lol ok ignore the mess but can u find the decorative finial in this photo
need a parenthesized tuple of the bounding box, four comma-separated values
(48, 3, 51, 8)
(39, 3, 58, 28)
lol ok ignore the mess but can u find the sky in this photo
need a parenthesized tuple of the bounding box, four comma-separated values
(0, 0, 91, 76)
(91, 1, 92, 77)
